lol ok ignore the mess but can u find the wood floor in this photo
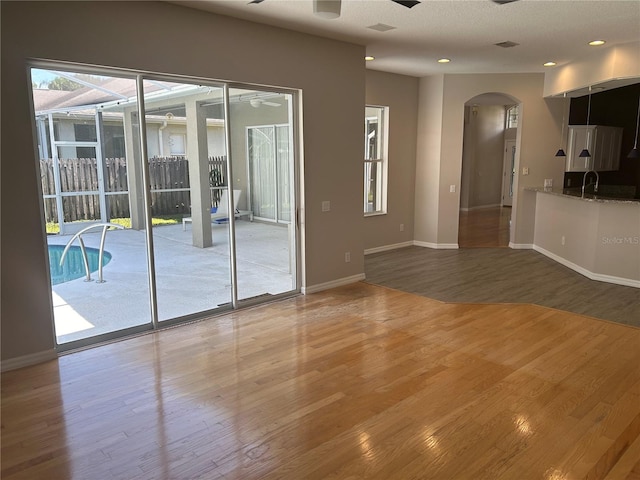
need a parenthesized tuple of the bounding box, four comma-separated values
(458, 206, 511, 248)
(2, 283, 640, 479)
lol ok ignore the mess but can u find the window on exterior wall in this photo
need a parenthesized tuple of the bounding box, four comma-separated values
(364, 105, 388, 215)
(506, 105, 519, 129)
(169, 133, 186, 156)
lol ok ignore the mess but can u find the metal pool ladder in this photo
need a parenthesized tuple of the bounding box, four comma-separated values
(60, 223, 124, 283)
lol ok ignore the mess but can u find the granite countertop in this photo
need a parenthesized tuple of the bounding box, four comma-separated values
(527, 186, 640, 205)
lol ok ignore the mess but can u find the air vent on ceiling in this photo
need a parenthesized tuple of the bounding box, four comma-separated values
(494, 41, 520, 48)
(367, 23, 397, 32)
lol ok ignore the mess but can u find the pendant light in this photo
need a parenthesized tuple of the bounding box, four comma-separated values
(578, 86, 592, 158)
(555, 93, 567, 157)
(628, 96, 640, 159)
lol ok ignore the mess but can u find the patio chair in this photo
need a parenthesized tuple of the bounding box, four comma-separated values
(182, 189, 252, 230)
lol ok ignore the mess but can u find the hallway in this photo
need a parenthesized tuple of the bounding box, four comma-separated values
(458, 206, 511, 248)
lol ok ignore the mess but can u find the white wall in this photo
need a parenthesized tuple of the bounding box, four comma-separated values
(0, 1, 365, 362)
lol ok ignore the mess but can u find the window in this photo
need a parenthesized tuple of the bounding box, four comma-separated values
(506, 105, 519, 129)
(364, 105, 388, 215)
(169, 133, 186, 155)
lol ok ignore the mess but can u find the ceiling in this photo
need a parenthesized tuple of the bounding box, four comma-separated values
(172, 0, 640, 78)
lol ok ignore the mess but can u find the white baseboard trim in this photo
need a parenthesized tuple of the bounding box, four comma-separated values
(1, 349, 57, 372)
(533, 245, 640, 288)
(414, 241, 459, 250)
(364, 241, 414, 255)
(509, 242, 534, 249)
(302, 273, 366, 294)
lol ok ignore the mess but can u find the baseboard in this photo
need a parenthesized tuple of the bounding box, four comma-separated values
(413, 241, 459, 250)
(1, 349, 57, 372)
(533, 245, 640, 288)
(509, 242, 534, 249)
(302, 273, 366, 294)
(364, 241, 414, 255)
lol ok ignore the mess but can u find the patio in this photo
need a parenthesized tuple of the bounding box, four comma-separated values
(49, 219, 295, 344)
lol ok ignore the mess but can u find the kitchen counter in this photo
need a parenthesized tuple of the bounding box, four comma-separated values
(526, 186, 639, 204)
(529, 187, 639, 287)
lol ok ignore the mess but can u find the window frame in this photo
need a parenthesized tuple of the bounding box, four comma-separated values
(364, 105, 389, 216)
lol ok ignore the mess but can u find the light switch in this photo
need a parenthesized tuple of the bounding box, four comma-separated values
(449, 185, 456, 193)
(322, 201, 330, 212)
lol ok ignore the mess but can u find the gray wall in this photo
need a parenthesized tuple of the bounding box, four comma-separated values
(1, 1, 365, 362)
(364, 70, 419, 251)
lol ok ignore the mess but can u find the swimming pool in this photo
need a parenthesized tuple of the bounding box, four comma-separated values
(48, 245, 112, 285)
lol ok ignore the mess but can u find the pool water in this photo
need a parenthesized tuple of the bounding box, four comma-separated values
(48, 245, 112, 285)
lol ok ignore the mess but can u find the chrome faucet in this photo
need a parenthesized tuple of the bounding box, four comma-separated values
(581, 170, 599, 197)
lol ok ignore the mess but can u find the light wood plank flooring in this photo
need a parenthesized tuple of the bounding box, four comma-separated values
(458, 206, 511, 248)
(2, 283, 639, 479)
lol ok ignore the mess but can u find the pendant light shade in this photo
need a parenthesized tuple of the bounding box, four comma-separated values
(313, 0, 341, 18)
(628, 96, 640, 159)
(581, 87, 593, 158)
(555, 94, 568, 157)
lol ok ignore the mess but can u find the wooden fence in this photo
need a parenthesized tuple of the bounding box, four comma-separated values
(40, 156, 227, 223)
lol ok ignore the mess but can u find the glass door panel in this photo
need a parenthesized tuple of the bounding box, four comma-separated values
(229, 88, 297, 302)
(142, 79, 232, 321)
(31, 68, 153, 347)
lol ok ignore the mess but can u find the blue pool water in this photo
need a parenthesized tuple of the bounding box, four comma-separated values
(48, 245, 112, 285)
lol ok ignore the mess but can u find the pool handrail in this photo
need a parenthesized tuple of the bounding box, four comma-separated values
(60, 223, 124, 283)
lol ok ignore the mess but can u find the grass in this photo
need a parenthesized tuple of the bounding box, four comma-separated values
(46, 216, 182, 234)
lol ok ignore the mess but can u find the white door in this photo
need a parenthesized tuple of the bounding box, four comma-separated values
(502, 140, 516, 206)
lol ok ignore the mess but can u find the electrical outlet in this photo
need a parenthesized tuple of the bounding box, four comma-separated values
(322, 201, 330, 212)
(400, 223, 404, 232)
(344, 252, 351, 263)
(449, 185, 456, 193)
(544, 178, 553, 188)
(522, 167, 529, 175)
(561, 235, 566, 246)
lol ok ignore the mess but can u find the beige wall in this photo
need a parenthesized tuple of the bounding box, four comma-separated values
(544, 41, 640, 97)
(0, 1, 365, 361)
(460, 105, 507, 210)
(364, 70, 419, 251)
(415, 73, 567, 247)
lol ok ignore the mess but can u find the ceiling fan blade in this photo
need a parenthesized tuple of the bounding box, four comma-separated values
(491, 0, 520, 4)
(390, 0, 421, 8)
(248, 0, 265, 4)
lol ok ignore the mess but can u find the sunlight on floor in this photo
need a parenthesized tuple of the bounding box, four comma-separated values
(52, 291, 95, 335)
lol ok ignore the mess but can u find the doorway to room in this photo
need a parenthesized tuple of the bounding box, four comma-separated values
(459, 93, 519, 248)
(30, 64, 300, 350)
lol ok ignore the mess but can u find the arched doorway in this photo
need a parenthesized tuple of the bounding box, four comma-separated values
(459, 92, 520, 247)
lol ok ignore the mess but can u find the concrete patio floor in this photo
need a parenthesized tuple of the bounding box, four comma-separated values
(48, 219, 296, 344)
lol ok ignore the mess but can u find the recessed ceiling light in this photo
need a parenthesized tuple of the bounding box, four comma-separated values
(589, 40, 606, 46)
(365, 56, 375, 61)
(438, 58, 451, 63)
(543, 61, 557, 67)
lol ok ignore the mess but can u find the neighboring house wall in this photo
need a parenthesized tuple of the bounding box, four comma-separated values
(1, 1, 364, 363)
(364, 70, 419, 252)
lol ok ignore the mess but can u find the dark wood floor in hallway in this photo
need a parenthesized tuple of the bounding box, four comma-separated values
(458, 206, 511, 248)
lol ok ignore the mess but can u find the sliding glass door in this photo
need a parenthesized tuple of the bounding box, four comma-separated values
(31, 65, 299, 349)
(229, 88, 297, 303)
